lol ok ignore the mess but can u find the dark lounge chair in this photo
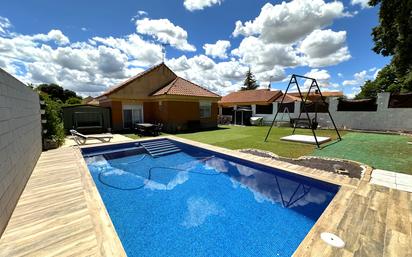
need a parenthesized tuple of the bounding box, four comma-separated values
(70, 129, 113, 145)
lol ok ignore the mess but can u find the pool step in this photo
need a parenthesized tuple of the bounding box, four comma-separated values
(140, 140, 181, 157)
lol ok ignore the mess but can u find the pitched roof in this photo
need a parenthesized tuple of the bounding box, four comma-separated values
(288, 91, 343, 97)
(151, 77, 220, 98)
(274, 93, 301, 103)
(99, 62, 170, 97)
(219, 89, 282, 104)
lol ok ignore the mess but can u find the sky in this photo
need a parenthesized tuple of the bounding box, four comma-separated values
(0, 0, 389, 98)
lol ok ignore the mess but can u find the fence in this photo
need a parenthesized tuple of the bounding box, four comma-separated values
(0, 69, 42, 236)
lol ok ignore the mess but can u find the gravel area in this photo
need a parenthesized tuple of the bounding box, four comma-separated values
(239, 149, 363, 179)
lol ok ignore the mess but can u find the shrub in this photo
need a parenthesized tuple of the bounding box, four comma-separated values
(41, 94, 65, 146)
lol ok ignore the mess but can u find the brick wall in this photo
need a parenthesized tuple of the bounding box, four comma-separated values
(0, 69, 42, 236)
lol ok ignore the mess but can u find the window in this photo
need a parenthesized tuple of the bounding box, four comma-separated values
(278, 102, 295, 113)
(255, 104, 273, 114)
(199, 101, 212, 118)
(123, 104, 143, 128)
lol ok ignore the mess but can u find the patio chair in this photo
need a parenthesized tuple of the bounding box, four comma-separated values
(69, 129, 113, 145)
(154, 123, 163, 136)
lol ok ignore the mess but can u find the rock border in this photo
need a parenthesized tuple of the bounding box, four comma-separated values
(237, 148, 372, 181)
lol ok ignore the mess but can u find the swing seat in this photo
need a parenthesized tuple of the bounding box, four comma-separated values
(280, 135, 331, 145)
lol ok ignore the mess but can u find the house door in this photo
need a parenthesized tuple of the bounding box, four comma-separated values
(123, 104, 143, 129)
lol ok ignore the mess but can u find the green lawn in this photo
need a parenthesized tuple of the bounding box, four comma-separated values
(312, 132, 412, 174)
(127, 126, 344, 158)
(125, 125, 412, 174)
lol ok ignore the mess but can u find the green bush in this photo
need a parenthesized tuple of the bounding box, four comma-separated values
(41, 94, 65, 146)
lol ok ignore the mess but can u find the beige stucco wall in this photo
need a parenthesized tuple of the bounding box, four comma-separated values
(108, 64, 177, 100)
(0, 69, 42, 236)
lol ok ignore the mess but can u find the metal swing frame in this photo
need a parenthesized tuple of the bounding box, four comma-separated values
(264, 74, 342, 148)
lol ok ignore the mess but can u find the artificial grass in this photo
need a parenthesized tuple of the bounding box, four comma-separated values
(125, 126, 412, 174)
(164, 126, 343, 158)
(312, 132, 412, 174)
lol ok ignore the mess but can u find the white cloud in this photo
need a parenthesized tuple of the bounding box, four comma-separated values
(303, 69, 332, 88)
(131, 10, 148, 22)
(81, 27, 87, 31)
(0, 17, 164, 96)
(0, 16, 11, 35)
(351, 0, 371, 9)
(232, 36, 301, 71)
(342, 68, 377, 87)
(232, 0, 346, 44)
(300, 29, 351, 67)
(92, 34, 163, 66)
(184, 0, 223, 11)
(203, 40, 231, 59)
(135, 18, 196, 51)
(166, 56, 249, 95)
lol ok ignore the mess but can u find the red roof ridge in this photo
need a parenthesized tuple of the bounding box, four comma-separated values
(164, 77, 179, 95)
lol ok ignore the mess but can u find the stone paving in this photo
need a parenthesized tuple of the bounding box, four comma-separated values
(371, 169, 412, 193)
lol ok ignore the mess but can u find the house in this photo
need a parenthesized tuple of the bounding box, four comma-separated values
(96, 63, 221, 132)
(218, 89, 300, 125)
(81, 96, 99, 105)
(288, 91, 343, 103)
(218, 89, 343, 125)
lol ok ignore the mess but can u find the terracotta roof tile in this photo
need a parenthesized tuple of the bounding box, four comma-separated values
(288, 91, 343, 97)
(151, 77, 220, 98)
(219, 89, 282, 104)
(274, 93, 301, 103)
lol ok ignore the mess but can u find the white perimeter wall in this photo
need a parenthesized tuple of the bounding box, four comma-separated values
(313, 93, 412, 131)
(219, 92, 412, 131)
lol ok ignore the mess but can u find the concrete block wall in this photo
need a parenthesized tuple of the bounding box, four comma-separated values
(0, 68, 42, 236)
(250, 101, 301, 124)
(314, 93, 412, 131)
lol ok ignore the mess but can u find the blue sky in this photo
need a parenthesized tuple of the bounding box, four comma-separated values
(0, 0, 389, 97)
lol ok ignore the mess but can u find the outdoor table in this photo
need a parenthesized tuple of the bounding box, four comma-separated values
(135, 123, 155, 136)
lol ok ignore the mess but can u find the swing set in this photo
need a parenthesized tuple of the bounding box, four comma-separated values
(264, 74, 342, 148)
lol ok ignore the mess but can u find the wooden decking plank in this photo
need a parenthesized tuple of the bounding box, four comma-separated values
(0, 147, 126, 257)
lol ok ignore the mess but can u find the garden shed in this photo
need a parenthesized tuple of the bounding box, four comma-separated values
(62, 105, 111, 134)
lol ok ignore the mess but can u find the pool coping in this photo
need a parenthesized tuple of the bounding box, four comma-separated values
(78, 135, 373, 256)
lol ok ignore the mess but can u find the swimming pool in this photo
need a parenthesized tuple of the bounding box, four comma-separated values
(82, 139, 339, 257)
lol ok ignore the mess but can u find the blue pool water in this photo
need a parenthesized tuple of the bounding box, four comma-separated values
(83, 140, 338, 257)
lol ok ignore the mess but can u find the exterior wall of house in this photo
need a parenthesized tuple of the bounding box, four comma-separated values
(147, 100, 218, 132)
(108, 65, 176, 100)
(100, 100, 123, 131)
(0, 69, 41, 236)
(219, 102, 301, 125)
(104, 99, 218, 132)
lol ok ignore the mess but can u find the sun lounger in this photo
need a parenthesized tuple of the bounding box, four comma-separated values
(70, 129, 113, 145)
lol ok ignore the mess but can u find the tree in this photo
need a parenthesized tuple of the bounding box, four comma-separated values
(65, 97, 82, 105)
(241, 68, 259, 90)
(356, 65, 400, 99)
(37, 83, 82, 103)
(357, 0, 412, 98)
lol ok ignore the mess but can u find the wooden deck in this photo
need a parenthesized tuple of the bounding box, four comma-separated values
(0, 136, 411, 256)
(0, 147, 126, 257)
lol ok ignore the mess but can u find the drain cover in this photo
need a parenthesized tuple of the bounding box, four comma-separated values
(320, 232, 345, 248)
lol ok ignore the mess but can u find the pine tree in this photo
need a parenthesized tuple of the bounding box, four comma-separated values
(241, 68, 259, 90)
